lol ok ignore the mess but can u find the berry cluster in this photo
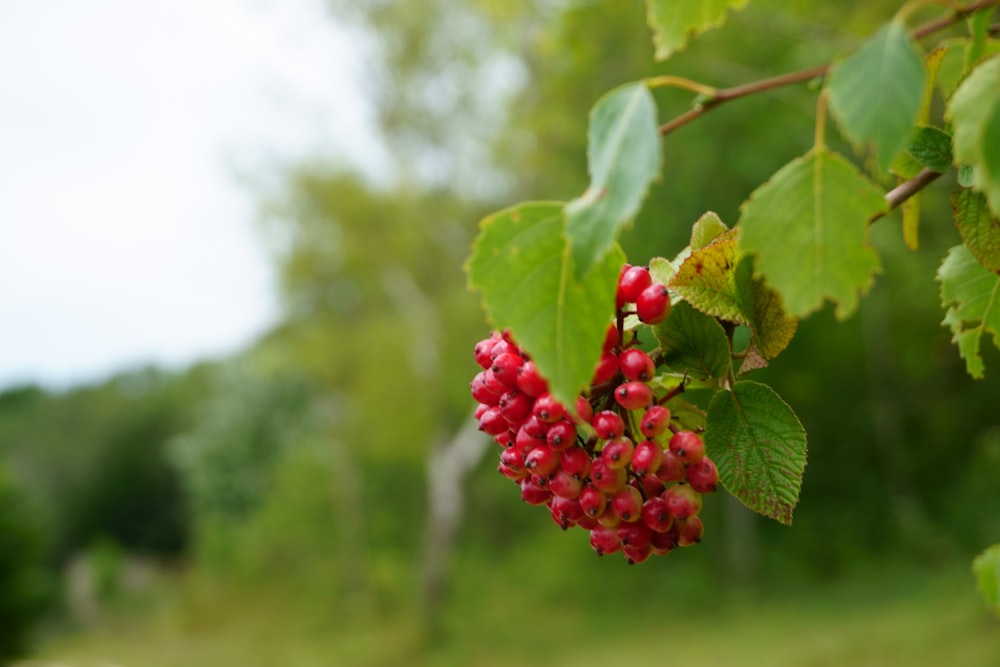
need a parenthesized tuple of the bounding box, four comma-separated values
(470, 265, 719, 564)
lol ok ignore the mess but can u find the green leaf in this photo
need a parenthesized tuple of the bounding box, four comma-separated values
(738, 148, 886, 319)
(467, 202, 624, 405)
(906, 126, 953, 172)
(953, 189, 1000, 273)
(653, 301, 731, 381)
(734, 256, 798, 363)
(948, 55, 1000, 218)
(937, 244, 1000, 379)
(972, 544, 1000, 617)
(645, 0, 749, 61)
(649, 255, 678, 286)
(691, 211, 729, 250)
(669, 228, 743, 322)
(705, 380, 807, 525)
(826, 20, 925, 173)
(566, 82, 661, 278)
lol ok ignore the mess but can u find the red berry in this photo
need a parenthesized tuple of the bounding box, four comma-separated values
(478, 406, 508, 435)
(616, 265, 652, 307)
(650, 524, 679, 555)
(549, 469, 584, 500)
(525, 445, 560, 476)
(623, 542, 653, 564)
(610, 486, 643, 523)
(499, 447, 526, 473)
(589, 526, 622, 556)
(640, 497, 674, 533)
(656, 449, 687, 483)
(499, 390, 533, 425)
(520, 478, 551, 505)
(591, 410, 624, 439)
(686, 456, 718, 493)
(676, 516, 704, 546)
(490, 339, 519, 361)
(662, 483, 702, 520)
(491, 352, 523, 390)
(474, 334, 501, 369)
(591, 351, 620, 385)
(545, 419, 577, 451)
(669, 431, 706, 463)
(470, 371, 502, 406)
(639, 473, 666, 499)
(516, 361, 548, 397)
(573, 396, 594, 425)
(559, 446, 592, 478)
(616, 520, 653, 549)
(631, 439, 664, 477)
(600, 436, 635, 469)
(639, 405, 671, 439)
(614, 381, 653, 410)
(619, 348, 655, 382)
(636, 284, 671, 324)
(589, 458, 627, 494)
(550, 496, 585, 530)
(578, 484, 607, 518)
(532, 393, 566, 423)
(498, 462, 528, 481)
(602, 324, 620, 352)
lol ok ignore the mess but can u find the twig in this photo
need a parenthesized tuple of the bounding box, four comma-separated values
(658, 0, 1000, 136)
(869, 168, 944, 223)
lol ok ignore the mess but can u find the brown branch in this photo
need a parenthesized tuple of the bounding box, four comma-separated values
(869, 168, 944, 223)
(658, 0, 1000, 136)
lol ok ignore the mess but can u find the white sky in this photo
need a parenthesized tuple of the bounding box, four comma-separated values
(0, 0, 382, 389)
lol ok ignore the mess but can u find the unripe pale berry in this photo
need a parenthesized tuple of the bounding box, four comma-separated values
(663, 483, 702, 520)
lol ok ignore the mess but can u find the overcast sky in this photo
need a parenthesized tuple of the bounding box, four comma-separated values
(0, 0, 382, 389)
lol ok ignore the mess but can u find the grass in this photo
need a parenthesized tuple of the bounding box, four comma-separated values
(17, 559, 1000, 667)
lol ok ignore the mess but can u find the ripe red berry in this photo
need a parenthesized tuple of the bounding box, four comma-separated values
(610, 486, 643, 522)
(491, 352, 523, 389)
(614, 381, 653, 410)
(616, 265, 653, 307)
(636, 284, 671, 324)
(616, 520, 653, 549)
(549, 469, 584, 500)
(591, 410, 624, 440)
(631, 439, 664, 477)
(578, 484, 607, 518)
(686, 456, 719, 493)
(655, 449, 687, 483)
(525, 445, 560, 476)
(650, 524, 679, 555)
(490, 339, 519, 361)
(550, 496, 585, 530)
(602, 323, 621, 352)
(470, 371, 502, 406)
(623, 542, 653, 564)
(669, 431, 706, 463)
(591, 351, 620, 385)
(474, 334, 501, 369)
(545, 419, 577, 451)
(600, 436, 635, 469)
(619, 348, 655, 382)
(499, 447, 526, 473)
(573, 396, 594, 425)
(559, 446, 592, 478)
(639, 405, 671, 439)
(478, 406, 508, 436)
(520, 478, 552, 505)
(499, 390, 533, 425)
(589, 458, 627, 494)
(516, 360, 548, 397)
(532, 393, 566, 423)
(589, 525, 622, 556)
(640, 497, 674, 533)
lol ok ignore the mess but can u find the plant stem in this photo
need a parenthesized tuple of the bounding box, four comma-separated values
(658, 0, 1000, 136)
(870, 168, 944, 223)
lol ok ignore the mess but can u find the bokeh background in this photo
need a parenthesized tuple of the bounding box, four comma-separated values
(2, 0, 999, 665)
